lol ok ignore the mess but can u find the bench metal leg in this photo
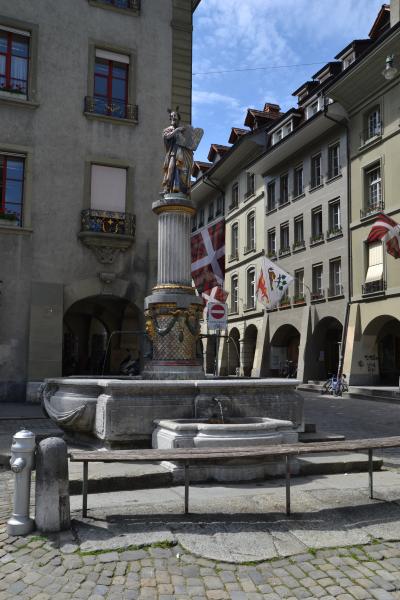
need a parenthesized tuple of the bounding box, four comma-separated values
(82, 461, 88, 518)
(184, 461, 190, 514)
(286, 455, 291, 516)
(368, 449, 373, 499)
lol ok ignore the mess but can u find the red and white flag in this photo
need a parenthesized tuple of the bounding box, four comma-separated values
(367, 212, 400, 259)
(202, 285, 229, 305)
(191, 219, 225, 295)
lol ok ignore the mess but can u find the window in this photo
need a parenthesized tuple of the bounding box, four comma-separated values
(284, 121, 293, 136)
(246, 211, 255, 252)
(0, 28, 29, 97)
(280, 222, 290, 253)
(329, 259, 342, 296)
(198, 207, 205, 227)
(267, 181, 276, 212)
(311, 207, 323, 243)
(328, 143, 340, 179)
(246, 268, 256, 309)
(92, 50, 129, 118)
(267, 229, 276, 257)
(294, 216, 304, 248)
(272, 129, 283, 145)
(342, 52, 355, 69)
(90, 164, 127, 211)
(246, 172, 255, 198)
(366, 164, 382, 209)
(307, 100, 319, 119)
(310, 153, 322, 188)
(328, 200, 341, 236)
(230, 223, 238, 260)
(294, 165, 303, 197)
(367, 107, 381, 140)
(94, 0, 140, 9)
(216, 195, 224, 216)
(312, 264, 323, 299)
(280, 174, 289, 206)
(231, 275, 238, 313)
(0, 155, 25, 226)
(208, 201, 214, 222)
(230, 183, 239, 210)
(294, 269, 305, 301)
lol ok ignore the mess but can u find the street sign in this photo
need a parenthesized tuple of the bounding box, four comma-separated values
(207, 301, 227, 330)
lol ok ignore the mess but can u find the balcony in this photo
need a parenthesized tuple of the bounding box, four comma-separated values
(84, 96, 138, 122)
(310, 290, 325, 302)
(310, 232, 324, 246)
(326, 226, 342, 239)
(278, 246, 291, 258)
(292, 240, 305, 252)
(360, 123, 382, 147)
(78, 209, 135, 264)
(360, 200, 384, 220)
(328, 284, 344, 298)
(362, 279, 386, 296)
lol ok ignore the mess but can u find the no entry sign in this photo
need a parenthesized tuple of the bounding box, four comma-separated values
(207, 301, 227, 330)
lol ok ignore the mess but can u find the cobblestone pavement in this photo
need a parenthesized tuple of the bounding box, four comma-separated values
(2, 524, 400, 600)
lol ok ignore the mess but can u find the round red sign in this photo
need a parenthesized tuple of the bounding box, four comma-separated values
(209, 304, 225, 319)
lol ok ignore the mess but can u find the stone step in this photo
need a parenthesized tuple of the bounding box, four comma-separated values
(298, 432, 346, 443)
(297, 452, 382, 476)
(344, 387, 400, 405)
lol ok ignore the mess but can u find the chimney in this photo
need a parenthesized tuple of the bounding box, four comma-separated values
(263, 103, 281, 118)
(391, 0, 400, 26)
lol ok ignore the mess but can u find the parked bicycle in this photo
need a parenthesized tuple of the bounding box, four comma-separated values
(322, 373, 348, 396)
(279, 360, 298, 378)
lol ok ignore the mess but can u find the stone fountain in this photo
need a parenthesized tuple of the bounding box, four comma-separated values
(42, 109, 303, 480)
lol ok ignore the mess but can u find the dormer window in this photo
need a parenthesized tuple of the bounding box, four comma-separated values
(284, 121, 293, 136)
(342, 52, 355, 70)
(306, 98, 324, 120)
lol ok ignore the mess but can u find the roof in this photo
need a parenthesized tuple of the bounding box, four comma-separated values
(207, 144, 231, 163)
(244, 104, 282, 129)
(292, 80, 319, 98)
(334, 39, 371, 60)
(369, 4, 390, 39)
(192, 0, 201, 12)
(192, 161, 212, 178)
(228, 127, 249, 144)
(312, 61, 342, 81)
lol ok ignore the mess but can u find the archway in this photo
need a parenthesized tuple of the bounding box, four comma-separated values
(205, 334, 217, 375)
(243, 324, 258, 377)
(308, 317, 343, 381)
(220, 327, 240, 376)
(363, 316, 400, 385)
(269, 324, 300, 376)
(63, 295, 142, 376)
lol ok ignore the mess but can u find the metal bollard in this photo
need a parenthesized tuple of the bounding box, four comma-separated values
(7, 430, 36, 536)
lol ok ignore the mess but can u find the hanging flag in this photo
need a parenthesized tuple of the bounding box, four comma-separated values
(191, 219, 225, 295)
(367, 212, 400, 259)
(202, 285, 229, 305)
(256, 256, 293, 309)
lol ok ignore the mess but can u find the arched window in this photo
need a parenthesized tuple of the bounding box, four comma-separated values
(231, 222, 238, 260)
(246, 267, 255, 309)
(246, 211, 255, 252)
(230, 274, 238, 313)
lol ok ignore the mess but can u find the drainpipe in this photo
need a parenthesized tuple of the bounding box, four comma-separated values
(323, 102, 352, 378)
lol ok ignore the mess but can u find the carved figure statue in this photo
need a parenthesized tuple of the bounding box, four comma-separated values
(162, 108, 203, 196)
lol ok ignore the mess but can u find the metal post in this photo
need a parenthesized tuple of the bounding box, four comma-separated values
(285, 455, 291, 516)
(7, 430, 36, 536)
(184, 461, 190, 514)
(368, 449, 373, 499)
(82, 461, 88, 518)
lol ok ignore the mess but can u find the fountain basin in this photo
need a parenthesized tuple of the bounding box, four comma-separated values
(152, 416, 299, 482)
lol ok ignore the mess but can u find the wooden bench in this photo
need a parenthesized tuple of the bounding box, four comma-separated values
(69, 436, 400, 518)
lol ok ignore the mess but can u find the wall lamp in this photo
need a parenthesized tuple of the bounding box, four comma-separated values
(382, 54, 398, 80)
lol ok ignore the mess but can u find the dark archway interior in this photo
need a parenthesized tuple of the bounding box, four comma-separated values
(269, 324, 300, 376)
(364, 316, 400, 385)
(63, 296, 142, 376)
(243, 324, 258, 377)
(307, 317, 343, 381)
(220, 327, 240, 376)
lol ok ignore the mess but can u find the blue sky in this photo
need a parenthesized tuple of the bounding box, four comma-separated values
(192, 0, 384, 163)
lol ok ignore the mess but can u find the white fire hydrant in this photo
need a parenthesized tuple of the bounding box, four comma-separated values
(7, 430, 36, 536)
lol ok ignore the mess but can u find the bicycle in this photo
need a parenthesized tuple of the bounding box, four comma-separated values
(322, 373, 348, 396)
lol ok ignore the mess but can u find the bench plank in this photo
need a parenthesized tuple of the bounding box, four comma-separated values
(69, 436, 400, 463)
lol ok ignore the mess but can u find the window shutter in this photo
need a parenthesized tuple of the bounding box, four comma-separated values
(365, 242, 383, 282)
(90, 165, 127, 212)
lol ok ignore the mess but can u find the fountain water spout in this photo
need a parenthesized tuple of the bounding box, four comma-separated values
(212, 397, 225, 424)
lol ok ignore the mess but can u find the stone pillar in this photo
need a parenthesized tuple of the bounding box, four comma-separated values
(35, 438, 70, 533)
(144, 193, 204, 380)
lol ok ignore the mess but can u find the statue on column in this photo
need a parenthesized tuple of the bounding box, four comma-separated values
(162, 107, 203, 196)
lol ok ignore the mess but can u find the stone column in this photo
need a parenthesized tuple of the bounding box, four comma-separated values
(35, 438, 70, 532)
(144, 193, 204, 380)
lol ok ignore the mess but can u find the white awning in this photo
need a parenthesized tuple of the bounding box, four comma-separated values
(365, 241, 383, 282)
(95, 49, 129, 64)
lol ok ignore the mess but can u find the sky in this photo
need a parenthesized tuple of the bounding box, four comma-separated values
(192, 0, 384, 163)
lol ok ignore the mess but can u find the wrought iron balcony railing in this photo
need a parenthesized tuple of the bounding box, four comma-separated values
(81, 209, 135, 237)
(362, 279, 386, 296)
(292, 240, 305, 251)
(293, 294, 306, 304)
(360, 200, 384, 220)
(85, 96, 138, 121)
(326, 226, 342, 239)
(311, 290, 325, 301)
(278, 246, 291, 257)
(279, 297, 291, 308)
(266, 251, 277, 259)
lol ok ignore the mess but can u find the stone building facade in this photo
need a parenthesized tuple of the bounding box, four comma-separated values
(0, 0, 199, 401)
(329, 2, 400, 385)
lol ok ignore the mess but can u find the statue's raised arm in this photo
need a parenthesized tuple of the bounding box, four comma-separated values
(162, 108, 203, 196)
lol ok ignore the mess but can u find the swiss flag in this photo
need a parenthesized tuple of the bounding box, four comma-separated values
(191, 219, 225, 295)
(367, 212, 400, 259)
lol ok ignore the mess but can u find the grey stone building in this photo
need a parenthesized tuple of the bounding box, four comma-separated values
(0, 0, 200, 402)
